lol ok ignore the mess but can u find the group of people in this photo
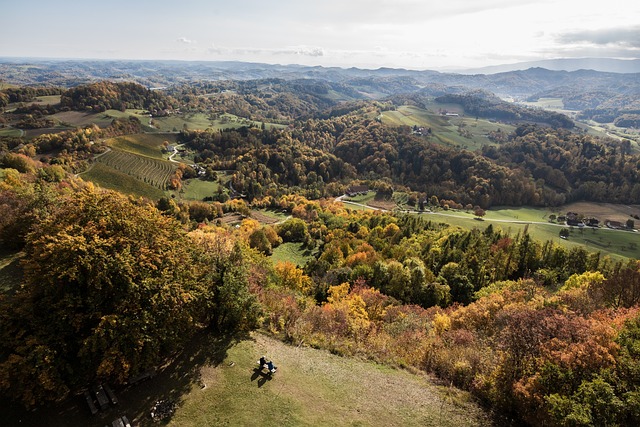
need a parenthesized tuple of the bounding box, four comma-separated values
(258, 355, 277, 374)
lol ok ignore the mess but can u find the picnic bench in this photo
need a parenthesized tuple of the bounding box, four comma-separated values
(92, 384, 110, 410)
(84, 390, 98, 415)
(103, 383, 118, 405)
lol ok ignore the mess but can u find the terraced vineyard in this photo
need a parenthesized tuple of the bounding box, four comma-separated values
(96, 149, 176, 190)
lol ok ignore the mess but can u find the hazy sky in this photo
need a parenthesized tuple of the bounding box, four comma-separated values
(2, 0, 639, 69)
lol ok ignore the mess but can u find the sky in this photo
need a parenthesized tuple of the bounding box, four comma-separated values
(1, 0, 639, 70)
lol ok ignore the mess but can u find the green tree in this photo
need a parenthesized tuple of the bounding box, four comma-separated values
(248, 228, 273, 255)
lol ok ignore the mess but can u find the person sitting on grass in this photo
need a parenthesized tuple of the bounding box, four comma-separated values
(266, 360, 277, 373)
(258, 356, 267, 369)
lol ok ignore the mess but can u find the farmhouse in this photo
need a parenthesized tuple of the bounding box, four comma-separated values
(605, 220, 625, 230)
(346, 185, 369, 197)
(566, 212, 581, 226)
(584, 217, 600, 227)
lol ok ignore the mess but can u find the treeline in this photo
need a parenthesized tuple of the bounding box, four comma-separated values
(60, 81, 178, 114)
(180, 113, 640, 208)
(483, 124, 640, 205)
(332, 119, 541, 207)
(179, 127, 356, 200)
(0, 86, 63, 104)
(435, 91, 574, 128)
(167, 78, 360, 122)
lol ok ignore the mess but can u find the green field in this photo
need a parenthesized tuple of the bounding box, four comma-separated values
(80, 162, 166, 200)
(412, 208, 640, 261)
(520, 97, 566, 110)
(179, 178, 221, 201)
(149, 112, 286, 133)
(33, 95, 62, 105)
(165, 333, 489, 427)
(343, 191, 376, 204)
(271, 242, 317, 267)
(381, 105, 515, 150)
(107, 133, 177, 159)
(0, 127, 22, 137)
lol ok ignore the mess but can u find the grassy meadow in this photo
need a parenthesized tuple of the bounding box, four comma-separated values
(179, 179, 220, 201)
(0, 250, 22, 293)
(0, 127, 22, 137)
(166, 333, 490, 427)
(271, 242, 318, 267)
(381, 105, 516, 150)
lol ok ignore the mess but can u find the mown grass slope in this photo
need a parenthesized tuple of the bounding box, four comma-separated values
(168, 333, 492, 427)
(5, 332, 492, 427)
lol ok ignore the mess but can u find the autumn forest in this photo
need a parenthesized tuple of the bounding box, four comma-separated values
(2, 60, 640, 426)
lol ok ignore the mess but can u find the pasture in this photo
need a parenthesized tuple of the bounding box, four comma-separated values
(179, 179, 221, 201)
(381, 105, 515, 150)
(148, 112, 283, 133)
(0, 127, 22, 137)
(33, 95, 62, 106)
(0, 250, 22, 293)
(519, 97, 566, 111)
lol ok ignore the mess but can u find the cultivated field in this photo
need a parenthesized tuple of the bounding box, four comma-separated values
(51, 111, 114, 128)
(80, 162, 165, 200)
(251, 209, 287, 224)
(106, 133, 177, 160)
(95, 150, 176, 190)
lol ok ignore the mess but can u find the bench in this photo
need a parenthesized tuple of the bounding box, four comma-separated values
(103, 383, 118, 405)
(92, 384, 110, 410)
(84, 390, 98, 415)
(127, 368, 157, 385)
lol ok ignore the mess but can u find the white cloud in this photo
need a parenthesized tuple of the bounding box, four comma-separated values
(556, 26, 640, 48)
(177, 37, 195, 45)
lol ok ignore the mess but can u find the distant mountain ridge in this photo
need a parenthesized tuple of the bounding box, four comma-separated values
(1, 58, 639, 126)
(458, 58, 640, 75)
